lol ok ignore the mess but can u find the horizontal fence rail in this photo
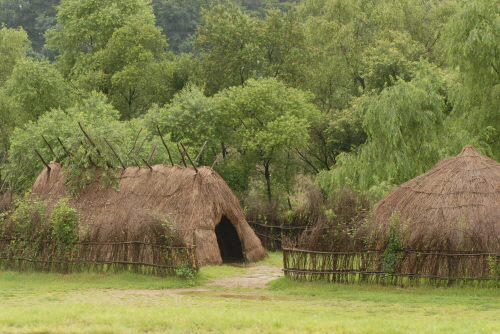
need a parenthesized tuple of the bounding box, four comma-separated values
(247, 221, 307, 251)
(0, 238, 197, 276)
(283, 248, 500, 286)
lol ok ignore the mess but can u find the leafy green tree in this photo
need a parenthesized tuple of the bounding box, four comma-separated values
(0, 26, 30, 159)
(444, 0, 500, 159)
(46, 0, 157, 76)
(0, 90, 21, 159)
(4, 93, 141, 192)
(152, 0, 210, 53)
(240, 0, 300, 16)
(297, 109, 366, 173)
(289, 0, 456, 174)
(296, 0, 452, 108)
(259, 9, 305, 83)
(87, 19, 173, 119)
(0, 0, 59, 56)
(194, 4, 264, 95)
(144, 84, 218, 165)
(361, 30, 426, 91)
(4, 58, 73, 121)
(317, 62, 446, 200)
(0, 26, 30, 85)
(152, 0, 300, 54)
(296, 0, 369, 112)
(194, 4, 305, 94)
(216, 77, 318, 201)
(46, 0, 173, 119)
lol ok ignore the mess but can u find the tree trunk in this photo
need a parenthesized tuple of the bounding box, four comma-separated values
(264, 162, 272, 203)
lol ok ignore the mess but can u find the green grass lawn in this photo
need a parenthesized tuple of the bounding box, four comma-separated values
(1, 252, 500, 333)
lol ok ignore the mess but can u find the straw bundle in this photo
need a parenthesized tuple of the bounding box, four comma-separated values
(31, 163, 267, 266)
(370, 145, 500, 253)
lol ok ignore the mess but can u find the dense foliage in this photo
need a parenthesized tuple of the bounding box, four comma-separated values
(1, 0, 498, 216)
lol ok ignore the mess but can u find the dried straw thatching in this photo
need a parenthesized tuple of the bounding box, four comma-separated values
(31, 163, 267, 266)
(296, 187, 370, 252)
(370, 145, 500, 253)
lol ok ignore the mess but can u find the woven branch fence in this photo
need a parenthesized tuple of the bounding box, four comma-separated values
(0, 238, 197, 276)
(247, 221, 306, 251)
(283, 248, 500, 286)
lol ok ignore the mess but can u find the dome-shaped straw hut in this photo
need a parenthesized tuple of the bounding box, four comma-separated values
(370, 145, 500, 253)
(31, 163, 267, 266)
(365, 145, 500, 281)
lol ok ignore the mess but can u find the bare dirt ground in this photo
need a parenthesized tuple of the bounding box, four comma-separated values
(83, 265, 284, 303)
(207, 265, 283, 288)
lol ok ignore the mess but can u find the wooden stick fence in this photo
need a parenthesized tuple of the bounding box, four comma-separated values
(283, 248, 500, 286)
(0, 238, 197, 276)
(247, 221, 307, 251)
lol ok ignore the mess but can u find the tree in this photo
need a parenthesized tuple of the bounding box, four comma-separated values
(240, 0, 300, 16)
(317, 62, 446, 200)
(143, 84, 219, 165)
(0, 90, 20, 159)
(0, 26, 30, 85)
(87, 18, 173, 119)
(444, 0, 500, 159)
(361, 30, 426, 92)
(0, 26, 30, 159)
(46, 0, 157, 76)
(194, 3, 306, 96)
(4, 93, 146, 193)
(46, 0, 173, 119)
(296, 108, 366, 174)
(152, 0, 210, 53)
(296, 0, 369, 111)
(0, 0, 59, 56)
(259, 9, 305, 83)
(288, 0, 456, 174)
(215, 78, 318, 202)
(4, 58, 73, 121)
(194, 4, 264, 95)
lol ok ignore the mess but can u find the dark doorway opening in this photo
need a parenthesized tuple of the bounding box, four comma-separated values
(215, 216, 244, 263)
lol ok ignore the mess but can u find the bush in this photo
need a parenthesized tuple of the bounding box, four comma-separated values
(49, 197, 80, 247)
(9, 195, 47, 242)
(294, 187, 371, 252)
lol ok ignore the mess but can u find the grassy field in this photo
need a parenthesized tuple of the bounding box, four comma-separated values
(1, 252, 500, 333)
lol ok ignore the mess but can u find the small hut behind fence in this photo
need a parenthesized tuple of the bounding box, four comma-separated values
(0, 162, 267, 273)
(284, 146, 500, 284)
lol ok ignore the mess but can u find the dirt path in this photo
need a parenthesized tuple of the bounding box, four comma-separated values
(74, 265, 284, 303)
(207, 265, 283, 288)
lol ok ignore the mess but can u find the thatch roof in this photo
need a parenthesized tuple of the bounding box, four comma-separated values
(370, 145, 500, 252)
(32, 163, 267, 266)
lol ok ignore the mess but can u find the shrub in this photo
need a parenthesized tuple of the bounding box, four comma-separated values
(293, 187, 371, 251)
(10, 195, 47, 242)
(49, 197, 80, 247)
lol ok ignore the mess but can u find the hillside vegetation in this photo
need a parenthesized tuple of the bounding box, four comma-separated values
(0, 0, 497, 218)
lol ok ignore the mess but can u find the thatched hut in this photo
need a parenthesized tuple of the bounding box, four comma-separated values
(31, 163, 267, 266)
(370, 145, 500, 253)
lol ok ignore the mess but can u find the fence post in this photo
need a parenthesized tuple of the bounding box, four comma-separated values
(192, 230, 199, 271)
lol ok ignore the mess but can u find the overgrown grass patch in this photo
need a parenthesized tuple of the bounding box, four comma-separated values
(0, 270, 197, 291)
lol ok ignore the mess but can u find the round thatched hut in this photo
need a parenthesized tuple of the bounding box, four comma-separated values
(370, 145, 500, 253)
(32, 163, 267, 266)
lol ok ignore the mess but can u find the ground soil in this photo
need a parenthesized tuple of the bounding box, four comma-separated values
(207, 265, 283, 288)
(85, 265, 284, 303)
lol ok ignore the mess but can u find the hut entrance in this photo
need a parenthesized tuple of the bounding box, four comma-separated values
(215, 216, 244, 262)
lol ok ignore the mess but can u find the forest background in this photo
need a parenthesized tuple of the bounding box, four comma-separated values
(0, 0, 498, 222)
